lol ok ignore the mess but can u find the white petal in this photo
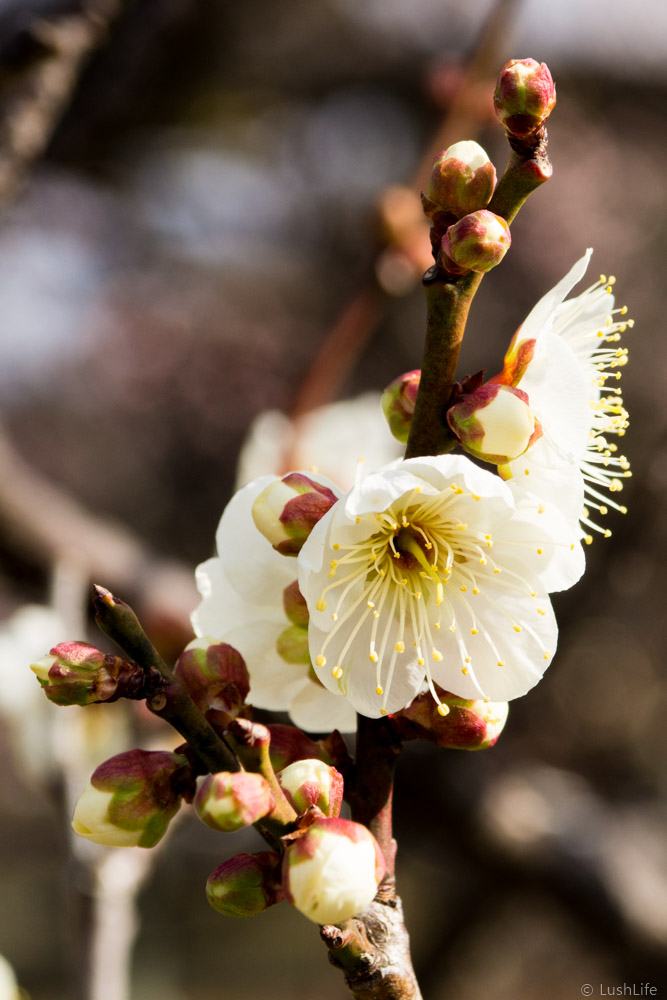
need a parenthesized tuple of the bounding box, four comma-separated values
(192, 557, 286, 637)
(430, 583, 558, 701)
(288, 681, 358, 734)
(515, 249, 593, 348)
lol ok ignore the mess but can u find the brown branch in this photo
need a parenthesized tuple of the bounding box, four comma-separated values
(0, 0, 132, 207)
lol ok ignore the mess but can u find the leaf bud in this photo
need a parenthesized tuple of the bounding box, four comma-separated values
(30, 641, 140, 706)
(251, 473, 339, 556)
(71, 749, 192, 847)
(174, 638, 249, 727)
(390, 688, 508, 750)
(425, 140, 496, 220)
(277, 759, 344, 817)
(282, 817, 385, 925)
(206, 851, 284, 917)
(381, 370, 421, 444)
(194, 771, 275, 832)
(493, 58, 556, 138)
(440, 210, 511, 274)
(446, 383, 542, 464)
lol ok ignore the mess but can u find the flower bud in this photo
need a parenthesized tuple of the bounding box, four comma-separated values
(252, 473, 339, 556)
(440, 210, 511, 274)
(30, 641, 138, 706)
(446, 384, 542, 464)
(425, 141, 496, 219)
(206, 851, 284, 917)
(283, 579, 309, 628)
(381, 370, 421, 444)
(282, 817, 385, 925)
(194, 771, 275, 832)
(277, 759, 344, 817)
(391, 688, 508, 750)
(72, 749, 192, 847)
(174, 638, 249, 726)
(275, 624, 310, 665)
(494, 58, 556, 138)
(266, 724, 333, 773)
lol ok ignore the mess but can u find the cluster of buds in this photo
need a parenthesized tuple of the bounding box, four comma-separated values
(251, 473, 338, 556)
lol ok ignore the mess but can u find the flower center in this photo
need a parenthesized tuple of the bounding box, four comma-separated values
(312, 484, 549, 715)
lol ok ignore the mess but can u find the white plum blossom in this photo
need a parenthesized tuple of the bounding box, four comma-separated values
(298, 454, 584, 717)
(497, 250, 632, 541)
(192, 475, 358, 733)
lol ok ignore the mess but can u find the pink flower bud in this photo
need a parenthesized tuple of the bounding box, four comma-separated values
(391, 688, 508, 750)
(282, 580, 309, 628)
(381, 370, 421, 444)
(282, 817, 385, 924)
(174, 638, 249, 726)
(266, 724, 333, 773)
(194, 771, 275, 832)
(252, 473, 339, 556)
(206, 851, 284, 917)
(72, 749, 192, 847)
(425, 140, 496, 219)
(30, 641, 138, 706)
(446, 383, 542, 464)
(440, 210, 511, 274)
(277, 759, 344, 817)
(494, 58, 556, 138)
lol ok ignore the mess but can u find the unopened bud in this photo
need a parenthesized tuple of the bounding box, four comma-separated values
(381, 370, 421, 444)
(447, 384, 541, 464)
(252, 473, 339, 556)
(440, 210, 511, 274)
(277, 759, 344, 817)
(283, 580, 309, 628)
(266, 724, 333, 773)
(494, 58, 556, 138)
(425, 140, 496, 220)
(72, 749, 192, 847)
(276, 624, 310, 665)
(194, 771, 275, 832)
(174, 638, 249, 726)
(282, 817, 385, 924)
(206, 851, 284, 917)
(391, 688, 508, 750)
(30, 641, 141, 706)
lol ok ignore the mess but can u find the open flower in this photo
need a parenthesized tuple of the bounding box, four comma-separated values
(494, 250, 632, 541)
(192, 476, 358, 733)
(298, 455, 584, 716)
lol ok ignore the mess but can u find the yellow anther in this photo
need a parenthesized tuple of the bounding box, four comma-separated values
(472, 494, 481, 501)
(315, 654, 326, 667)
(367, 601, 375, 609)
(449, 624, 456, 633)
(460, 585, 467, 592)
(369, 651, 379, 662)
(461, 667, 469, 675)
(513, 625, 522, 633)
(493, 568, 501, 575)
(395, 641, 405, 653)
(536, 547, 543, 555)
(418, 657, 425, 666)
(380, 709, 388, 716)
(332, 543, 340, 550)
(471, 628, 479, 635)
(497, 660, 505, 667)
(432, 650, 443, 662)
(524, 468, 530, 476)
(437, 703, 450, 717)
(332, 666, 343, 679)
(537, 608, 546, 616)
(464, 656, 471, 663)
(329, 560, 338, 570)
(480, 557, 487, 565)
(585, 535, 593, 545)
(472, 587, 479, 595)
(457, 523, 468, 531)
(316, 599, 327, 611)
(376, 686, 383, 696)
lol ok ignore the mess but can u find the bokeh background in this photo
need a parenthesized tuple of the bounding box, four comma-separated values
(0, 0, 666, 997)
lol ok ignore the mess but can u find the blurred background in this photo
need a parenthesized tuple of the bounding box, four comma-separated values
(0, 0, 666, 997)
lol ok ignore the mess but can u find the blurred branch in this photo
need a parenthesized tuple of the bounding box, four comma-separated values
(287, 0, 520, 425)
(0, 425, 198, 630)
(0, 0, 132, 208)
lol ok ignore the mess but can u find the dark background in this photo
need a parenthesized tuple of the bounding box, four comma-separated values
(0, 0, 666, 997)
